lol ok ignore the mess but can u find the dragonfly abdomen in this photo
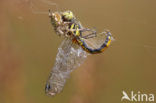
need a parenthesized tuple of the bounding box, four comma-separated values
(76, 32, 112, 54)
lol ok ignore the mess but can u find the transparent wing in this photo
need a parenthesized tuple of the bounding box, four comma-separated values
(45, 38, 88, 96)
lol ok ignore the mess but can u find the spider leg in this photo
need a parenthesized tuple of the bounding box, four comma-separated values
(66, 28, 96, 39)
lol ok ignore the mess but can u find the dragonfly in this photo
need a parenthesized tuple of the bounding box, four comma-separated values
(45, 9, 113, 96)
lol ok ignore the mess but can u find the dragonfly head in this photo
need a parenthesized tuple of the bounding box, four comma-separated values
(62, 10, 75, 21)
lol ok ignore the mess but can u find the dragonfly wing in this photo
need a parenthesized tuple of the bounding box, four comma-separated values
(45, 38, 88, 96)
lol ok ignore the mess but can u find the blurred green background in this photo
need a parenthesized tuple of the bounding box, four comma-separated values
(0, 0, 156, 103)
